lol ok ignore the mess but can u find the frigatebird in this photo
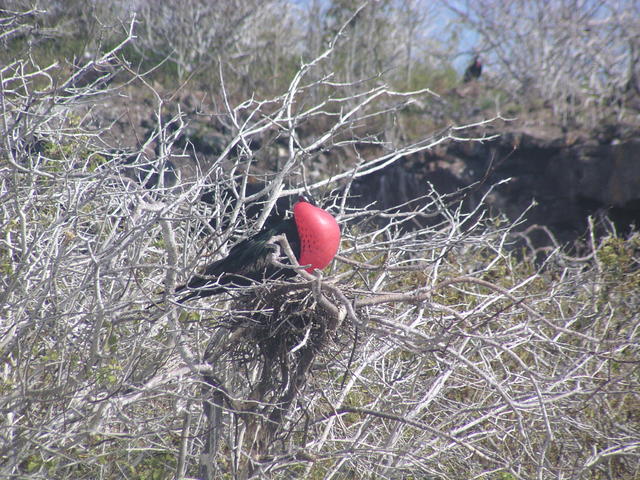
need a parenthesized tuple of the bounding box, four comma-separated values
(175, 197, 340, 302)
(463, 55, 482, 83)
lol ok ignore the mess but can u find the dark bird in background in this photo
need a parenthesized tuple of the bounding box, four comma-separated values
(175, 198, 341, 303)
(463, 55, 482, 83)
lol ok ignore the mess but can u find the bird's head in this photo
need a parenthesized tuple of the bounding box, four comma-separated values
(297, 193, 316, 206)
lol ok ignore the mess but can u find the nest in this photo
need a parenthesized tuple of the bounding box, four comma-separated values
(197, 282, 344, 476)
(205, 284, 335, 385)
(203, 283, 338, 420)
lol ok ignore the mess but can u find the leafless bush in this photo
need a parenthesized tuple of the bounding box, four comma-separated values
(445, 0, 640, 126)
(1, 4, 639, 480)
(132, 0, 299, 84)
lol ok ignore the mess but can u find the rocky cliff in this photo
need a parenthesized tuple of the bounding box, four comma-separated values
(351, 125, 640, 248)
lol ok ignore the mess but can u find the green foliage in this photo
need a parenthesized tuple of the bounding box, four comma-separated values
(493, 473, 516, 480)
(20, 454, 58, 476)
(595, 235, 640, 308)
(118, 42, 184, 87)
(597, 236, 639, 278)
(179, 310, 202, 323)
(0, 242, 13, 276)
(403, 62, 458, 93)
(130, 451, 176, 480)
(96, 360, 122, 386)
(88, 153, 108, 172)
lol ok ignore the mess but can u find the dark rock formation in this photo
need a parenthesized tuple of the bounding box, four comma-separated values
(351, 127, 640, 246)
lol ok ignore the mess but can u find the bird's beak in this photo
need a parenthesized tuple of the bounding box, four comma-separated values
(298, 194, 316, 205)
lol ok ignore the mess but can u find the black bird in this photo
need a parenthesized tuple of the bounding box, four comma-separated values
(463, 55, 482, 83)
(174, 198, 341, 303)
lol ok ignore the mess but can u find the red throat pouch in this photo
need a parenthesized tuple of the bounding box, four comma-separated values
(293, 201, 341, 272)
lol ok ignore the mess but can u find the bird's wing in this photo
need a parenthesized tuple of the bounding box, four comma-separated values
(177, 218, 300, 299)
